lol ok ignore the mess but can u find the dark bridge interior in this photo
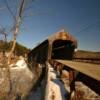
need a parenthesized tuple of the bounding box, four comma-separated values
(52, 40, 75, 60)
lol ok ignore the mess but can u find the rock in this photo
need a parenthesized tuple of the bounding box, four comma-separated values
(61, 70, 69, 79)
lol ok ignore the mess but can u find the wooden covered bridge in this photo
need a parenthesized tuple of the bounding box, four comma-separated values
(28, 30, 100, 100)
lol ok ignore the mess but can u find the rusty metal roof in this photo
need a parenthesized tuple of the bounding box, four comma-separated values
(48, 30, 77, 48)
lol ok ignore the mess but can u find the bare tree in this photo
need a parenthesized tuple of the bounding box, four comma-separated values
(1, 0, 34, 96)
(3, 0, 52, 65)
(4, 0, 26, 64)
(0, 26, 7, 55)
(4, 0, 36, 64)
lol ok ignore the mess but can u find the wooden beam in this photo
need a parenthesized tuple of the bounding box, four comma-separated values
(56, 60, 100, 81)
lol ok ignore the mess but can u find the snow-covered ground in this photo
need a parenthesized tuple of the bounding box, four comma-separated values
(1, 58, 99, 100)
(45, 64, 67, 100)
(0, 59, 34, 100)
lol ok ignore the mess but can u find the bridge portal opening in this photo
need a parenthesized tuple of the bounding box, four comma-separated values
(52, 40, 75, 60)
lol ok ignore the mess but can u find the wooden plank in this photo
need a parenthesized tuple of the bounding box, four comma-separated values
(56, 60, 100, 81)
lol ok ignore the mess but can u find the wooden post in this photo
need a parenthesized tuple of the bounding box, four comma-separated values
(69, 70, 76, 100)
(48, 42, 52, 63)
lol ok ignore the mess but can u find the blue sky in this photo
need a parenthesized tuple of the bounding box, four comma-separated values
(0, 0, 100, 51)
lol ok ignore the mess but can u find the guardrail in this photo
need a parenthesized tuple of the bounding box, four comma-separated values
(55, 60, 100, 99)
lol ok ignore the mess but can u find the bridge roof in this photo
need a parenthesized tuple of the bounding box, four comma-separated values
(48, 30, 77, 48)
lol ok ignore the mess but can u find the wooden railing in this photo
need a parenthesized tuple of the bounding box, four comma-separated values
(55, 60, 100, 99)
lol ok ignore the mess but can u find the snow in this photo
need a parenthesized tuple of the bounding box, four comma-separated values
(45, 63, 67, 100)
(0, 59, 34, 99)
(15, 59, 26, 68)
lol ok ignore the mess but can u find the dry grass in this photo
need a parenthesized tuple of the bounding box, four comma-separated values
(74, 50, 100, 59)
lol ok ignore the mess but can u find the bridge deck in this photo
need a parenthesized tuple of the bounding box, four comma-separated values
(56, 60, 100, 81)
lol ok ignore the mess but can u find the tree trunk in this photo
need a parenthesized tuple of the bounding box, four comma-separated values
(7, 23, 19, 64)
(7, 0, 25, 64)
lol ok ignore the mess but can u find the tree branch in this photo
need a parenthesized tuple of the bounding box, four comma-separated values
(5, 0, 16, 21)
(8, 0, 26, 64)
